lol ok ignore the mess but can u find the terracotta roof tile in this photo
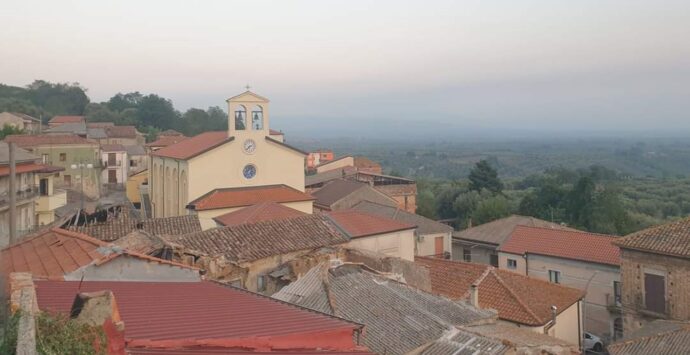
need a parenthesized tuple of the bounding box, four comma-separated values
(453, 215, 577, 246)
(4, 134, 97, 147)
(501, 225, 620, 266)
(213, 202, 307, 226)
(416, 257, 584, 326)
(34, 280, 364, 350)
(269, 129, 284, 136)
(608, 320, 690, 355)
(151, 131, 231, 160)
(326, 210, 415, 238)
(146, 135, 188, 148)
(166, 214, 349, 262)
(351, 201, 452, 235)
(312, 180, 368, 207)
(188, 184, 314, 211)
(613, 216, 690, 258)
(0, 163, 63, 177)
(68, 214, 202, 242)
(49, 115, 84, 124)
(158, 129, 184, 136)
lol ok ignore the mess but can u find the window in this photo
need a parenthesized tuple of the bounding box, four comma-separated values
(130, 160, 136, 167)
(490, 253, 499, 267)
(463, 248, 472, 262)
(549, 270, 561, 284)
(613, 317, 623, 340)
(613, 281, 622, 306)
(644, 272, 666, 314)
(257, 275, 266, 292)
(41, 154, 48, 164)
(64, 175, 71, 186)
(507, 258, 517, 269)
(59, 153, 66, 162)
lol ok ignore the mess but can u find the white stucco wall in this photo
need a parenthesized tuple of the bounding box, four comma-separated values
(416, 232, 452, 257)
(345, 229, 416, 261)
(65, 255, 201, 282)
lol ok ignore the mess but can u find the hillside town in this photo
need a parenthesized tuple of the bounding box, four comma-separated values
(0, 90, 688, 354)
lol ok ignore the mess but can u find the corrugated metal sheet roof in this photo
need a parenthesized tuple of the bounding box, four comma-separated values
(35, 280, 363, 345)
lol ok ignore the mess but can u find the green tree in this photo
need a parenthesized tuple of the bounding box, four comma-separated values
(0, 124, 24, 139)
(468, 160, 503, 193)
(416, 189, 437, 219)
(472, 194, 513, 225)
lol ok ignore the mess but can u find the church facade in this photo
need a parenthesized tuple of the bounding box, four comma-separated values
(149, 91, 306, 218)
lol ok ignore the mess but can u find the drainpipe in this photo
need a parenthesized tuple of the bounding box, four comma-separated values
(544, 305, 557, 335)
(9, 142, 17, 244)
(523, 252, 529, 276)
(470, 284, 479, 308)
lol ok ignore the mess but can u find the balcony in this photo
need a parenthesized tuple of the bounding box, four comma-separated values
(0, 185, 39, 209)
(36, 189, 67, 212)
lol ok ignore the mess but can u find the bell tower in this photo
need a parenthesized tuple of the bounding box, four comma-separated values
(226, 89, 270, 138)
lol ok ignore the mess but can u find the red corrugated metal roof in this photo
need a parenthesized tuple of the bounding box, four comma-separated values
(326, 210, 415, 238)
(213, 202, 307, 226)
(151, 131, 231, 160)
(0, 163, 63, 177)
(189, 185, 314, 211)
(128, 348, 374, 354)
(35, 280, 364, 350)
(501, 225, 620, 266)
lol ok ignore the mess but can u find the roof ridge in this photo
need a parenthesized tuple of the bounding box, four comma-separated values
(489, 269, 544, 325)
(513, 224, 616, 238)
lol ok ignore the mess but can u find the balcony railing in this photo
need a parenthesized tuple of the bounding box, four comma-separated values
(0, 185, 39, 208)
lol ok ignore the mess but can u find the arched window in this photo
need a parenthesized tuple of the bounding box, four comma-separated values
(235, 105, 247, 130)
(251, 105, 263, 130)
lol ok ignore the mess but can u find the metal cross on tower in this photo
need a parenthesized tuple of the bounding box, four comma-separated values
(245, 84, 251, 91)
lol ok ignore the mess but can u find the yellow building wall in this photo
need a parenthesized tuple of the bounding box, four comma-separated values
(498, 301, 582, 347)
(126, 170, 148, 204)
(197, 200, 314, 230)
(345, 229, 416, 261)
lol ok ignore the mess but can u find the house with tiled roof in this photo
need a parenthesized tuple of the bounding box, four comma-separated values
(453, 214, 577, 266)
(164, 214, 350, 292)
(66, 213, 202, 242)
(145, 134, 188, 152)
(100, 143, 128, 185)
(186, 184, 315, 230)
(1, 227, 200, 281)
(607, 320, 690, 355)
(149, 91, 306, 219)
(48, 115, 85, 127)
(306, 168, 418, 213)
(0, 112, 41, 133)
(0, 142, 65, 243)
(612, 216, 690, 335)
(327, 209, 416, 261)
(416, 256, 585, 347)
(352, 200, 453, 258)
(498, 225, 622, 343)
(274, 263, 578, 355)
(4, 133, 102, 198)
(27, 277, 372, 353)
(311, 179, 398, 212)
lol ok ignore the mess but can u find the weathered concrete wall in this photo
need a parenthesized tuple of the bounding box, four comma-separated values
(65, 255, 201, 282)
(345, 229, 416, 261)
(417, 232, 452, 257)
(453, 240, 498, 265)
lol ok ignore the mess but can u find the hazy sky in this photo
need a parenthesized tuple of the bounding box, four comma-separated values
(1, 1, 689, 136)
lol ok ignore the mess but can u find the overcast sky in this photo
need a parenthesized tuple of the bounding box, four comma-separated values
(1, 0, 689, 137)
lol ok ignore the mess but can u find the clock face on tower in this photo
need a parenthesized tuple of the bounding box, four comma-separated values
(243, 139, 256, 154)
(243, 164, 257, 179)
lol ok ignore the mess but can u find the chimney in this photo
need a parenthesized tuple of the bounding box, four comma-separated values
(470, 284, 479, 307)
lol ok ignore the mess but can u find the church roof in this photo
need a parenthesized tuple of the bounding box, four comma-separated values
(226, 90, 270, 103)
(151, 131, 233, 160)
(213, 202, 307, 227)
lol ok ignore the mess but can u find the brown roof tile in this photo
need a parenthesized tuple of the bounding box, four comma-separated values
(608, 320, 690, 355)
(68, 214, 202, 242)
(100, 144, 126, 152)
(188, 184, 314, 211)
(613, 216, 690, 258)
(159, 129, 184, 136)
(312, 180, 368, 207)
(145, 135, 188, 148)
(151, 131, 231, 160)
(213, 202, 307, 227)
(351, 201, 452, 235)
(416, 257, 584, 326)
(501, 225, 620, 266)
(167, 214, 349, 262)
(4, 134, 97, 147)
(326, 210, 415, 238)
(49, 115, 84, 124)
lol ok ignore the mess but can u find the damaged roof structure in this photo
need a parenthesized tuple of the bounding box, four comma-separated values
(66, 212, 202, 242)
(1, 228, 200, 281)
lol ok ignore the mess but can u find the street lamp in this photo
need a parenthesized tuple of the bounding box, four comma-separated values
(70, 162, 94, 213)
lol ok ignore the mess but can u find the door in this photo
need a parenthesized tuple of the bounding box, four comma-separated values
(108, 153, 116, 166)
(644, 273, 665, 314)
(64, 175, 71, 186)
(434, 236, 444, 256)
(108, 169, 117, 184)
(39, 178, 48, 196)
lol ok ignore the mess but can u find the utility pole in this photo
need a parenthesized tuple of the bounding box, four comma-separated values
(9, 142, 17, 245)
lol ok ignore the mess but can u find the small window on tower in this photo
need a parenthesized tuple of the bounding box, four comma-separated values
(235, 105, 247, 130)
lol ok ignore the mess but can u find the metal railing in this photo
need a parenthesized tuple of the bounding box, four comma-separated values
(0, 185, 39, 208)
